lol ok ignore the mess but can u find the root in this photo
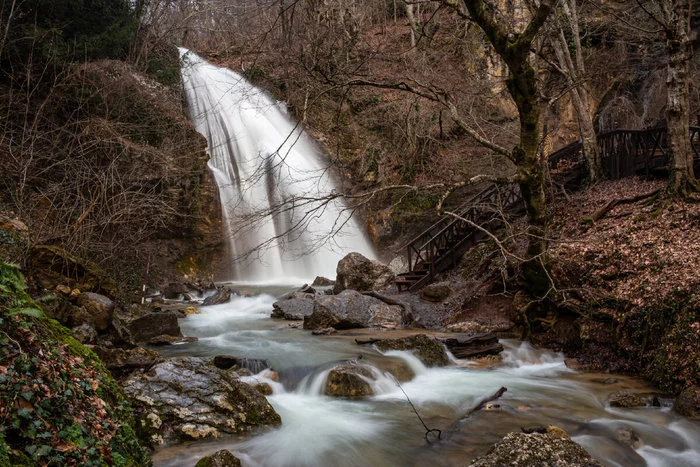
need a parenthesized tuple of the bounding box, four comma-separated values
(590, 188, 661, 223)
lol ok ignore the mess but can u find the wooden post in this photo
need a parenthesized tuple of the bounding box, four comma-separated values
(140, 252, 151, 305)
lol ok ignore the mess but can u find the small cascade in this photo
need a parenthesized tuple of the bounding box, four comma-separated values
(179, 49, 376, 283)
(153, 299, 700, 467)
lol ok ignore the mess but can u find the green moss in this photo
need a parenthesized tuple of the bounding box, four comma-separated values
(0, 261, 150, 466)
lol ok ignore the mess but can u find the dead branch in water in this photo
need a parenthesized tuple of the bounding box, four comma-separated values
(460, 386, 507, 420)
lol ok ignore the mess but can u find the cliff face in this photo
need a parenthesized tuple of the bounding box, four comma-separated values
(0, 56, 224, 293)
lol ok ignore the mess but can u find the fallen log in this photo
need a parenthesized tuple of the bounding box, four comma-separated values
(355, 337, 383, 345)
(438, 332, 504, 359)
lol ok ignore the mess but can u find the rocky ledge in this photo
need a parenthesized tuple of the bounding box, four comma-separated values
(122, 357, 280, 446)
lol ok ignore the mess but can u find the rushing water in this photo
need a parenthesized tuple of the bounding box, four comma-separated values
(179, 49, 375, 283)
(152, 293, 700, 467)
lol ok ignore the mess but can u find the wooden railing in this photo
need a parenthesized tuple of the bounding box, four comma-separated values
(397, 184, 522, 291)
(396, 125, 700, 291)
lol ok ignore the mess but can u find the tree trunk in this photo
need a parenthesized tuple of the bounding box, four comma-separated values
(404, 2, 417, 48)
(508, 68, 549, 296)
(458, 0, 555, 296)
(549, 3, 600, 184)
(572, 88, 600, 183)
(666, 0, 696, 195)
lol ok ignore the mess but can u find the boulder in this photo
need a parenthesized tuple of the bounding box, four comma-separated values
(203, 288, 232, 306)
(388, 256, 409, 275)
(333, 253, 395, 294)
(125, 311, 182, 344)
(419, 281, 452, 302)
(373, 334, 449, 367)
(123, 357, 281, 446)
(673, 386, 700, 419)
(470, 432, 602, 466)
(163, 282, 187, 300)
(74, 292, 114, 331)
(311, 276, 335, 287)
(303, 290, 403, 330)
(213, 356, 270, 373)
(324, 363, 374, 398)
(608, 391, 646, 408)
(71, 324, 97, 344)
(195, 450, 241, 467)
(253, 383, 273, 396)
(271, 292, 316, 320)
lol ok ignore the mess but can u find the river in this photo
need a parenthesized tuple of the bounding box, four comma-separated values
(151, 289, 700, 467)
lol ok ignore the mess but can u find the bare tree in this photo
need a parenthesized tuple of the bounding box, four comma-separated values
(444, 0, 556, 295)
(544, 0, 600, 183)
(636, 0, 697, 195)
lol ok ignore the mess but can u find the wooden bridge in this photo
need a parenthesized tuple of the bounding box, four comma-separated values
(396, 125, 700, 291)
(549, 125, 700, 179)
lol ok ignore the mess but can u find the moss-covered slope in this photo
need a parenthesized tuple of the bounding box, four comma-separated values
(0, 261, 150, 466)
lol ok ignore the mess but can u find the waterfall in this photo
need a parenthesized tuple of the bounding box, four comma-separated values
(179, 49, 376, 283)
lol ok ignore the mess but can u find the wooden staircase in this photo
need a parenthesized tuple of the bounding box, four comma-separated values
(395, 184, 523, 292)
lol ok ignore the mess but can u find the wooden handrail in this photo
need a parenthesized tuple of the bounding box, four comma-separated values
(397, 124, 698, 290)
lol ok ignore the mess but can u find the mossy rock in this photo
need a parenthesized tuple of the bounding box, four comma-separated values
(324, 364, 374, 398)
(195, 449, 242, 467)
(374, 334, 449, 367)
(470, 432, 602, 466)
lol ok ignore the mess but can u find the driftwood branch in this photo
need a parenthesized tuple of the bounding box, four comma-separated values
(443, 386, 508, 436)
(460, 386, 507, 419)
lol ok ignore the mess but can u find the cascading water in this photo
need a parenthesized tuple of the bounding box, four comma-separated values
(153, 296, 700, 467)
(179, 49, 375, 283)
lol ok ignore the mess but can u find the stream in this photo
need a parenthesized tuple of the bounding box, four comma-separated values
(151, 289, 700, 467)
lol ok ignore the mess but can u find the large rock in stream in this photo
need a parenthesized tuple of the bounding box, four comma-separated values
(324, 363, 376, 398)
(371, 334, 449, 367)
(195, 450, 242, 467)
(272, 291, 317, 320)
(112, 305, 183, 345)
(303, 290, 404, 330)
(470, 431, 602, 466)
(122, 357, 281, 446)
(333, 252, 395, 293)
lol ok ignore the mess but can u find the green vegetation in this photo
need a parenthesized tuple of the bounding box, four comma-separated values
(647, 290, 700, 393)
(1, 0, 140, 73)
(0, 261, 150, 466)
